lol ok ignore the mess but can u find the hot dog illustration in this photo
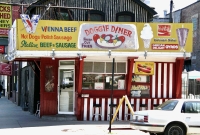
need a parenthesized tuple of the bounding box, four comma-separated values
(137, 64, 152, 73)
(93, 34, 125, 49)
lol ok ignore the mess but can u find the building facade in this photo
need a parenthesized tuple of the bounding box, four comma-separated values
(6, 0, 193, 121)
(180, 1, 200, 71)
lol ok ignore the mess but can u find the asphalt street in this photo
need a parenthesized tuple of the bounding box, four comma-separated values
(0, 96, 149, 135)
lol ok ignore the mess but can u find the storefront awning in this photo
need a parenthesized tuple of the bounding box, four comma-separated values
(15, 50, 191, 61)
(0, 38, 8, 46)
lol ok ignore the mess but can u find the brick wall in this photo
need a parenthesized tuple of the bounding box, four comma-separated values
(12, 6, 21, 23)
(181, 2, 200, 70)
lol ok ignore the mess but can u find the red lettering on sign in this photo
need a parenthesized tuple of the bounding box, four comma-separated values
(0, 46, 5, 53)
(0, 29, 9, 36)
(158, 25, 171, 36)
(152, 44, 179, 50)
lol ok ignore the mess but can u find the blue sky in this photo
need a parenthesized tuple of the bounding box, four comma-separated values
(149, 0, 197, 17)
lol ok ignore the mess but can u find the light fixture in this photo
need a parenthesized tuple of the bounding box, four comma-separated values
(144, 51, 147, 59)
(4, 51, 16, 61)
(52, 49, 55, 60)
(77, 53, 82, 60)
(7, 56, 12, 61)
(108, 50, 111, 58)
(4, 54, 7, 59)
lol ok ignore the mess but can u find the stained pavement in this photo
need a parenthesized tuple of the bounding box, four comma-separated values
(0, 96, 149, 135)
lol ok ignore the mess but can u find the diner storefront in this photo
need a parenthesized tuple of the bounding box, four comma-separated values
(8, 17, 193, 120)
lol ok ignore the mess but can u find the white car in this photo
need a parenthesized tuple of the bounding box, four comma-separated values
(130, 99, 200, 135)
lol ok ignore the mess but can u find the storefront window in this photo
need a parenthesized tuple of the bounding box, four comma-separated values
(45, 65, 55, 92)
(131, 74, 151, 97)
(132, 75, 150, 83)
(82, 74, 126, 90)
(82, 61, 127, 90)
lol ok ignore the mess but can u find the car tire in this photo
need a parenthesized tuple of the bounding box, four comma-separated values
(164, 124, 185, 135)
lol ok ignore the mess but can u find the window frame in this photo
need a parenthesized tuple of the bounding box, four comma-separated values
(182, 101, 200, 113)
(82, 73, 126, 90)
(85, 10, 105, 21)
(83, 61, 127, 74)
(191, 14, 198, 31)
(82, 61, 127, 90)
(56, 8, 74, 21)
(116, 11, 135, 22)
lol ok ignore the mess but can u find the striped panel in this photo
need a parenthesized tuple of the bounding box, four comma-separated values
(83, 97, 171, 121)
(169, 63, 173, 98)
(153, 63, 174, 98)
(82, 62, 175, 121)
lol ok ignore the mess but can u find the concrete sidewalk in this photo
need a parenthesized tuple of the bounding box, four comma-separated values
(0, 96, 149, 135)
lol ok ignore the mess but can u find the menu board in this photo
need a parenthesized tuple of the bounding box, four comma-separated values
(132, 75, 150, 83)
(131, 85, 150, 97)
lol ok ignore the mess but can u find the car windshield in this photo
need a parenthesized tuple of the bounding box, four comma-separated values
(155, 100, 178, 111)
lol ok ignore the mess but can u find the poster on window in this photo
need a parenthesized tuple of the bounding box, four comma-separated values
(132, 74, 150, 83)
(95, 82, 104, 90)
(118, 79, 125, 89)
(131, 85, 150, 97)
(134, 61, 154, 75)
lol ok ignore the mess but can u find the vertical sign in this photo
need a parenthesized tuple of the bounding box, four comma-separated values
(0, 4, 12, 37)
(0, 63, 12, 76)
(0, 46, 5, 53)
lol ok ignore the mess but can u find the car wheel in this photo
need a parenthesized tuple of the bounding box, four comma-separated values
(164, 124, 185, 135)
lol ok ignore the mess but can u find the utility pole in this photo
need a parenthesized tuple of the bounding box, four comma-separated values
(169, 0, 173, 23)
(109, 58, 115, 133)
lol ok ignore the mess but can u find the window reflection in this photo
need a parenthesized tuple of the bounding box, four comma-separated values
(45, 65, 55, 92)
(118, 15, 132, 22)
(82, 74, 126, 90)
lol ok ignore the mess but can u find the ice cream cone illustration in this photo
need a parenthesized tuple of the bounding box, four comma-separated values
(176, 27, 189, 52)
(140, 23, 153, 49)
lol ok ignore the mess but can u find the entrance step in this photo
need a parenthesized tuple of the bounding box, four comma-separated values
(41, 114, 77, 121)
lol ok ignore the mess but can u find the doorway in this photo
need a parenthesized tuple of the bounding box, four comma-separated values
(58, 63, 75, 114)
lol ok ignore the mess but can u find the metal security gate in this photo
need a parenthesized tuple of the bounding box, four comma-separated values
(182, 69, 200, 99)
(183, 79, 200, 99)
(188, 80, 200, 99)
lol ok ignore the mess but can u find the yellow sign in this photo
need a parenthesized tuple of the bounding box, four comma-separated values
(17, 20, 79, 50)
(0, 4, 12, 37)
(137, 23, 193, 52)
(134, 61, 154, 75)
(16, 19, 193, 52)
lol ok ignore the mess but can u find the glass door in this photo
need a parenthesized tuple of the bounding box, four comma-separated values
(58, 65, 74, 114)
